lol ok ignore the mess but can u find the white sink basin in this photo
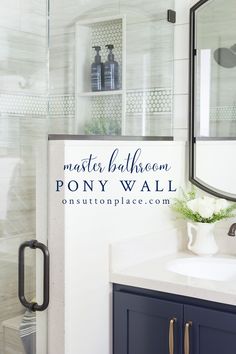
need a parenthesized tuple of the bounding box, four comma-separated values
(167, 257, 236, 281)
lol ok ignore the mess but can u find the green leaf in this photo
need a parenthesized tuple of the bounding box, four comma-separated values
(171, 188, 236, 224)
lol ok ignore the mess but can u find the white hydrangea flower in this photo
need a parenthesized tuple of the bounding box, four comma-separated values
(202, 196, 215, 206)
(187, 196, 217, 219)
(186, 199, 199, 212)
(197, 198, 215, 218)
(214, 198, 228, 213)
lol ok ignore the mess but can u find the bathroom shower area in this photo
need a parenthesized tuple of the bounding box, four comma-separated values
(4, 1, 236, 354)
(191, 0, 236, 198)
(0, 1, 73, 353)
(194, 0, 236, 137)
(50, 0, 175, 136)
(0, 0, 175, 353)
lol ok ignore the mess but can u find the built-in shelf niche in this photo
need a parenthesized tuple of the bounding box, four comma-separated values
(75, 15, 126, 135)
(76, 16, 125, 94)
(75, 13, 174, 136)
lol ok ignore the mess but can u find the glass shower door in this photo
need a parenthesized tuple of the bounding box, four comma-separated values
(0, 135, 49, 354)
(0, 0, 50, 352)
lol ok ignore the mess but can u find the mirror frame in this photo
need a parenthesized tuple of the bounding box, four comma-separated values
(189, 0, 236, 201)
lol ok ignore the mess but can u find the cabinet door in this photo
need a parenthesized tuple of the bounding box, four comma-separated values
(184, 305, 236, 354)
(113, 292, 183, 354)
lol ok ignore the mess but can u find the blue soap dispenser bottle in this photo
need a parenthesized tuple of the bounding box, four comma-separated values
(91, 46, 104, 92)
(104, 44, 119, 90)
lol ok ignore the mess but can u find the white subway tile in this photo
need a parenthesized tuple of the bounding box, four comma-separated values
(174, 0, 191, 25)
(174, 128, 188, 141)
(0, 10, 20, 31)
(173, 94, 189, 129)
(174, 59, 189, 94)
(174, 23, 189, 60)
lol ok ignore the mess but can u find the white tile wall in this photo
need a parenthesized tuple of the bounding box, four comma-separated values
(173, 94, 188, 129)
(0, 1, 21, 31)
(0, 0, 49, 241)
(173, 0, 191, 140)
(175, 0, 192, 25)
(49, 0, 120, 95)
(174, 23, 189, 60)
(0, 3, 49, 344)
(174, 59, 189, 95)
(0, 9, 47, 95)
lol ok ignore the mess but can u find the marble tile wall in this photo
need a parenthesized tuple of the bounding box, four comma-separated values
(49, 0, 121, 95)
(0, 0, 47, 94)
(0, 1, 48, 352)
(196, 0, 236, 123)
(0, 122, 40, 347)
(172, 0, 192, 141)
(1, 1, 235, 348)
(49, 0, 174, 91)
(0, 117, 48, 240)
(0, 235, 35, 353)
(0, 0, 48, 238)
(2, 316, 25, 354)
(0, 0, 74, 237)
(124, 13, 173, 91)
(125, 114, 172, 137)
(49, 0, 174, 136)
(173, 0, 236, 140)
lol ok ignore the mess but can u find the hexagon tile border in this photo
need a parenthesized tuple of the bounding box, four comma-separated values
(0, 92, 234, 120)
(126, 89, 172, 114)
(0, 94, 47, 117)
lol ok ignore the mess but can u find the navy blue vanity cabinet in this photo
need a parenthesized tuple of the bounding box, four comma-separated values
(185, 305, 236, 354)
(113, 291, 183, 354)
(113, 285, 236, 354)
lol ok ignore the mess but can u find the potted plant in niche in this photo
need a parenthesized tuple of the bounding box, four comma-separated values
(172, 190, 236, 256)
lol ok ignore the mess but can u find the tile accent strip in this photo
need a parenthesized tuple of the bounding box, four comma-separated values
(2, 93, 235, 121)
(0, 94, 75, 118)
(91, 95, 122, 121)
(210, 106, 236, 121)
(0, 93, 47, 117)
(49, 95, 75, 117)
(126, 88, 172, 114)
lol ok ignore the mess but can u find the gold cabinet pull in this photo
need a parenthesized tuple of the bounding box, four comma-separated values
(184, 321, 192, 354)
(169, 318, 176, 354)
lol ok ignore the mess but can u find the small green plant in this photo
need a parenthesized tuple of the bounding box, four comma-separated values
(172, 189, 236, 224)
(84, 117, 121, 135)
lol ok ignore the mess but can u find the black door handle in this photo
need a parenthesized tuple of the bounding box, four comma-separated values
(18, 240, 50, 312)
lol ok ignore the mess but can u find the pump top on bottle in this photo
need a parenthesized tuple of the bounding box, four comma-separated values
(93, 46, 102, 62)
(106, 44, 115, 60)
(104, 44, 119, 90)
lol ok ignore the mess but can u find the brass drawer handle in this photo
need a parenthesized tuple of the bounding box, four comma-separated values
(184, 321, 192, 354)
(169, 318, 176, 354)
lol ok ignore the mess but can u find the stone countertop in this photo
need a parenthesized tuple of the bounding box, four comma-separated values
(110, 252, 236, 306)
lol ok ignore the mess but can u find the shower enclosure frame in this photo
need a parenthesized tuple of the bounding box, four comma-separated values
(189, 0, 236, 202)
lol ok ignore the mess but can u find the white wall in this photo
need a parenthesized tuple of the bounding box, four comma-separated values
(48, 137, 236, 354)
(48, 140, 187, 354)
(196, 141, 236, 195)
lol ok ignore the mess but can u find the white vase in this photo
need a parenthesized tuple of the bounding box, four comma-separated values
(187, 222, 218, 256)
